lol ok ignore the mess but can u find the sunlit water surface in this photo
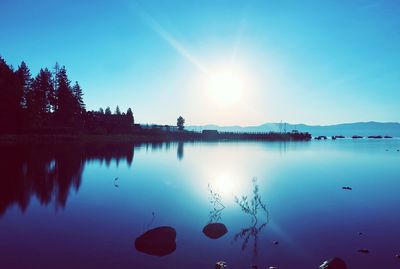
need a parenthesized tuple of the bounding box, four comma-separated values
(0, 140, 399, 268)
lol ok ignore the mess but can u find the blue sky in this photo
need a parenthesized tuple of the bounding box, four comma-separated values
(1, 0, 399, 125)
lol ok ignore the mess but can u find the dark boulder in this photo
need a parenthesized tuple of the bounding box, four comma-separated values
(320, 257, 347, 269)
(134, 226, 176, 256)
(203, 223, 228, 239)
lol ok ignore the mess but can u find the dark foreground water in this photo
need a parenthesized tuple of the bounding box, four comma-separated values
(0, 139, 399, 268)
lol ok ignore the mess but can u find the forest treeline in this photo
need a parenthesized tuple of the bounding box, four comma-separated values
(0, 56, 134, 134)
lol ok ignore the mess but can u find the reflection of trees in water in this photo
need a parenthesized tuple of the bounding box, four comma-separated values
(0, 143, 135, 217)
(177, 142, 184, 160)
(233, 178, 269, 257)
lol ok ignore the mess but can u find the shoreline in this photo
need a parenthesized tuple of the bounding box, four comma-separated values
(0, 132, 312, 144)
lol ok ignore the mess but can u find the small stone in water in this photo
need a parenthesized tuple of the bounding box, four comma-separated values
(358, 248, 369, 254)
(215, 261, 227, 269)
(273, 240, 279, 245)
(396, 254, 400, 259)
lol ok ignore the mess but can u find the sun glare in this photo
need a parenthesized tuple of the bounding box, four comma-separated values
(206, 69, 244, 106)
(212, 172, 237, 198)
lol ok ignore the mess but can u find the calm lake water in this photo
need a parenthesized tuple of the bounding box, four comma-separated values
(0, 139, 399, 268)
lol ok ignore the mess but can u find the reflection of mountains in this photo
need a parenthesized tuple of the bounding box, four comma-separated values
(0, 143, 135, 217)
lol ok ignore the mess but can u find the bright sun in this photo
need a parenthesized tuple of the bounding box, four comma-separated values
(206, 69, 244, 106)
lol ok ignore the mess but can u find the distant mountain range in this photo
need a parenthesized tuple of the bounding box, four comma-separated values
(187, 122, 400, 137)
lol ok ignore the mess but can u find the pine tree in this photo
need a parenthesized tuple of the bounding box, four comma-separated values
(0, 56, 20, 131)
(126, 108, 134, 124)
(99, 107, 104, 114)
(31, 68, 53, 115)
(115, 105, 121, 115)
(105, 106, 111, 115)
(55, 66, 75, 124)
(72, 81, 85, 114)
(177, 116, 185, 130)
(51, 62, 60, 111)
(15, 61, 32, 109)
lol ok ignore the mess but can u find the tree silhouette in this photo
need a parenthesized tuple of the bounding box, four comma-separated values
(0, 56, 22, 132)
(0, 55, 136, 134)
(177, 116, 185, 131)
(32, 68, 53, 113)
(28, 68, 53, 127)
(55, 66, 76, 125)
(126, 108, 134, 124)
(105, 106, 111, 115)
(115, 105, 121, 115)
(72, 81, 85, 114)
(15, 61, 32, 109)
(51, 62, 60, 111)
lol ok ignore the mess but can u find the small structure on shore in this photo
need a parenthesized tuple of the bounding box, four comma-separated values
(202, 130, 219, 139)
(332, 135, 345, 139)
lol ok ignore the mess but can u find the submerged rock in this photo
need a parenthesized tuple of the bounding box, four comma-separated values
(319, 257, 347, 269)
(134, 226, 176, 256)
(203, 223, 228, 239)
(358, 248, 369, 254)
(342, 186, 352, 190)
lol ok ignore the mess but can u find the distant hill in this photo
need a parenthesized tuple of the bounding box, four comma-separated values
(187, 122, 400, 137)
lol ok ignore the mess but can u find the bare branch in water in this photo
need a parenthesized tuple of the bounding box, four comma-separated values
(234, 177, 268, 224)
(233, 177, 269, 257)
(207, 183, 226, 223)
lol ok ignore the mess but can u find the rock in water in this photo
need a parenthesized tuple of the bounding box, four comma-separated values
(203, 223, 228, 239)
(319, 257, 348, 269)
(215, 261, 227, 269)
(135, 226, 176, 256)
